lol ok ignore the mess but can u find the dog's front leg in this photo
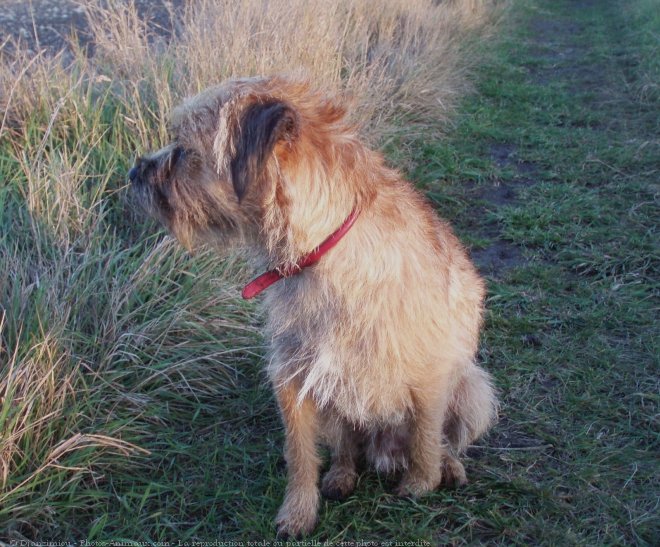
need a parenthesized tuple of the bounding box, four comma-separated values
(274, 379, 321, 538)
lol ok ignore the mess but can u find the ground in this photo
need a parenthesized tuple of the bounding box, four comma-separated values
(0, 0, 657, 544)
(0, 0, 180, 52)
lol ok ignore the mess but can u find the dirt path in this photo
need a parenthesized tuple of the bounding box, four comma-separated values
(472, 0, 651, 278)
(0, 0, 182, 52)
(456, 1, 658, 542)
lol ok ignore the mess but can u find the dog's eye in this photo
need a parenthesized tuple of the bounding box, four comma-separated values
(169, 146, 185, 170)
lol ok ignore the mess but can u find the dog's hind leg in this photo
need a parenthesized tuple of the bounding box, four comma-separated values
(396, 374, 463, 496)
(321, 418, 360, 501)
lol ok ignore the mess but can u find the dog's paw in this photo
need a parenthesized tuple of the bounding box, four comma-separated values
(396, 457, 467, 496)
(395, 473, 439, 498)
(395, 480, 433, 498)
(321, 466, 357, 501)
(275, 492, 318, 539)
(441, 456, 467, 488)
(275, 511, 317, 540)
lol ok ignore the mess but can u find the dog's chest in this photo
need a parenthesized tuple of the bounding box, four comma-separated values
(264, 276, 419, 424)
(268, 333, 413, 425)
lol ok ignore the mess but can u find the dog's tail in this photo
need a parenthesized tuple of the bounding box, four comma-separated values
(444, 363, 498, 453)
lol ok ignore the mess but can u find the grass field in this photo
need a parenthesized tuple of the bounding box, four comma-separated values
(1, 0, 658, 544)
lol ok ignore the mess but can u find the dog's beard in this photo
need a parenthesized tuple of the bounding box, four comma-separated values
(129, 180, 155, 215)
(129, 177, 181, 241)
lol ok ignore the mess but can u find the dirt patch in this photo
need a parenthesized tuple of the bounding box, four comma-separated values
(0, 0, 183, 54)
(481, 181, 518, 206)
(471, 240, 525, 275)
(526, 7, 614, 99)
(489, 143, 538, 178)
(465, 143, 541, 277)
(489, 143, 517, 168)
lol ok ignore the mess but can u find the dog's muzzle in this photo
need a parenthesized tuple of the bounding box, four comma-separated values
(128, 165, 139, 183)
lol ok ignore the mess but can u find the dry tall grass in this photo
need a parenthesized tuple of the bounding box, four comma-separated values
(0, 0, 501, 537)
(3, 0, 500, 145)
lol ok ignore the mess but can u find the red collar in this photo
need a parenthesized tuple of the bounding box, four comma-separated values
(242, 208, 360, 299)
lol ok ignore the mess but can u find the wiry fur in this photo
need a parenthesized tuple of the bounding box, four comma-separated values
(130, 75, 498, 538)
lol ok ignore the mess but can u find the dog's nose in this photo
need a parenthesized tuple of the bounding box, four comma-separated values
(128, 166, 139, 183)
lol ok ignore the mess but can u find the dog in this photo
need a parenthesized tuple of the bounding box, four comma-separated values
(128, 76, 497, 537)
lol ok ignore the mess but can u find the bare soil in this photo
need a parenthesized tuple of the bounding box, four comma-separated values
(0, 0, 182, 53)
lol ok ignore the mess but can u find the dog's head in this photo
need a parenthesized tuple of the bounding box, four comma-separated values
(129, 76, 365, 262)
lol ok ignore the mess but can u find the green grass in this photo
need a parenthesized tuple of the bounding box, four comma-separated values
(1, 0, 658, 544)
(412, 0, 658, 543)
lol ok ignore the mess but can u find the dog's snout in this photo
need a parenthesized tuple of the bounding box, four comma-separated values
(128, 156, 146, 183)
(128, 165, 139, 182)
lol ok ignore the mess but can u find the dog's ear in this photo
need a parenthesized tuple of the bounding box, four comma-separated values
(230, 100, 298, 202)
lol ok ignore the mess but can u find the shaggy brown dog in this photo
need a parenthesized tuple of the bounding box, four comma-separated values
(129, 76, 497, 537)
